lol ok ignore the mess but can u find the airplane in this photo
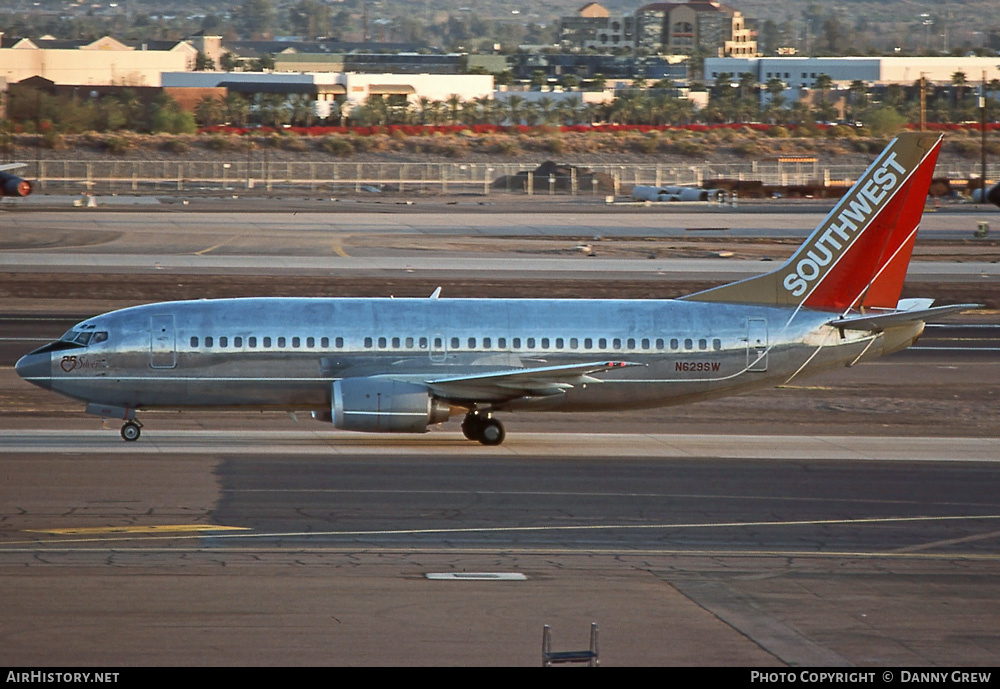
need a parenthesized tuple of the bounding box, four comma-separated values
(632, 184, 723, 202)
(0, 163, 34, 198)
(15, 132, 978, 445)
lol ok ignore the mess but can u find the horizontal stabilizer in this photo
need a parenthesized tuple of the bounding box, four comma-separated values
(827, 303, 981, 332)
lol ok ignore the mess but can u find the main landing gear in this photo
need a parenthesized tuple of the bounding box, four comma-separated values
(461, 411, 505, 446)
(120, 419, 143, 442)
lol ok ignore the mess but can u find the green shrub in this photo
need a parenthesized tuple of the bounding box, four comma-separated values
(488, 139, 518, 156)
(851, 138, 888, 154)
(41, 130, 65, 150)
(859, 106, 906, 137)
(319, 137, 354, 156)
(351, 135, 374, 152)
(161, 138, 189, 153)
(282, 137, 309, 152)
(104, 136, 133, 155)
(951, 139, 979, 157)
(796, 122, 821, 138)
(674, 139, 706, 156)
(827, 124, 858, 138)
(633, 136, 659, 154)
(203, 135, 233, 151)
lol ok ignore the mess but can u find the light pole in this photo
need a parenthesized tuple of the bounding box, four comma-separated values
(920, 14, 933, 52)
(981, 71, 987, 202)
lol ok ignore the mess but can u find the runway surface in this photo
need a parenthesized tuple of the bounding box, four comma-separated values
(2, 432, 999, 666)
(2, 201, 996, 241)
(2, 429, 997, 461)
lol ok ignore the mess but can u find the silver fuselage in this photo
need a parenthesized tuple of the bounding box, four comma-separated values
(16, 297, 918, 417)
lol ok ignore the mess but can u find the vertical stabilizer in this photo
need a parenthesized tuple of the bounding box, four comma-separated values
(682, 132, 943, 311)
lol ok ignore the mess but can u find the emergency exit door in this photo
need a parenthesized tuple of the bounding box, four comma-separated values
(150, 314, 176, 369)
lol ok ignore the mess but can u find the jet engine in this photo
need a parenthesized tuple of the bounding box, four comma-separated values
(0, 171, 33, 197)
(987, 181, 1000, 209)
(324, 377, 451, 433)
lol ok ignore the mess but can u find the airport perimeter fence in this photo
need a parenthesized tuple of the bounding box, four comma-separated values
(19, 159, 994, 196)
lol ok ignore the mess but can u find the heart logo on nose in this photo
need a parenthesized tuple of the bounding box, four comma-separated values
(60, 357, 77, 372)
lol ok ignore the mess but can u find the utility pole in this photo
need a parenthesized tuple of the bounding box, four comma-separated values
(920, 74, 927, 132)
(982, 70, 988, 200)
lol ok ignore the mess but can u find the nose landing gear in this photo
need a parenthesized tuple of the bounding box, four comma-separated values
(120, 419, 143, 442)
(461, 411, 505, 446)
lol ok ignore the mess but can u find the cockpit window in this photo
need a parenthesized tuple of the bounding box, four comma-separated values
(58, 330, 108, 346)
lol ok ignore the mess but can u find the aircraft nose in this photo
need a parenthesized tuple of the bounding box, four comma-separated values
(15, 353, 52, 390)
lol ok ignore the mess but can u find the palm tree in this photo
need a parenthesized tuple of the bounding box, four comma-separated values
(224, 93, 251, 128)
(848, 80, 868, 122)
(426, 100, 446, 126)
(325, 100, 343, 126)
(117, 89, 145, 131)
(813, 74, 836, 123)
(521, 101, 541, 127)
(416, 97, 432, 125)
(460, 100, 481, 125)
(288, 94, 315, 127)
(951, 71, 968, 106)
(474, 96, 494, 125)
(535, 96, 556, 126)
(445, 94, 462, 124)
(195, 95, 225, 127)
(554, 98, 579, 125)
(255, 94, 290, 128)
(504, 95, 524, 126)
(764, 77, 786, 123)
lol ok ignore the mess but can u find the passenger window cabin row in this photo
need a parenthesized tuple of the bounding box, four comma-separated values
(187, 335, 724, 352)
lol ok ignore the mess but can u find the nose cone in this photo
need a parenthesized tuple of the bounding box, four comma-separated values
(15, 353, 52, 390)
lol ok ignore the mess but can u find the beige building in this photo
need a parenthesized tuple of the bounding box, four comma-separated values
(0, 36, 196, 86)
(559, 2, 636, 52)
(636, 2, 756, 57)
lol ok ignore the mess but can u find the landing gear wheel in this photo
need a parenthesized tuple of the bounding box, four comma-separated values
(121, 420, 142, 442)
(478, 418, 505, 446)
(461, 412, 486, 441)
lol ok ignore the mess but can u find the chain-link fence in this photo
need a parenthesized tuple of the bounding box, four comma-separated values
(18, 159, 996, 196)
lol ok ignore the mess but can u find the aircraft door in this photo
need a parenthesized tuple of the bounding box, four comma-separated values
(746, 318, 768, 372)
(150, 314, 176, 369)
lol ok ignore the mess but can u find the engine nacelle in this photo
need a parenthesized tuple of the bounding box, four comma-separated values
(0, 171, 33, 197)
(987, 181, 1000, 210)
(328, 377, 451, 433)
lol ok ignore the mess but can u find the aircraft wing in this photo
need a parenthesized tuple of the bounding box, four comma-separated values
(827, 302, 981, 332)
(424, 360, 643, 401)
(0, 163, 27, 172)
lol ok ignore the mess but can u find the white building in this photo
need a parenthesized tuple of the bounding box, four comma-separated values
(705, 56, 1000, 90)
